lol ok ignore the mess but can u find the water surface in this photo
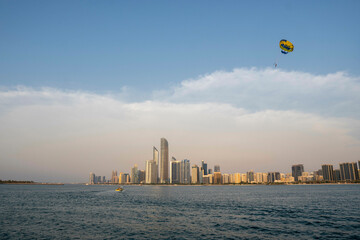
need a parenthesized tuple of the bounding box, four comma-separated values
(1, 184, 359, 239)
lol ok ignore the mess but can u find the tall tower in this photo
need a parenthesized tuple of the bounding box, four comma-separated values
(292, 164, 304, 182)
(322, 164, 334, 182)
(153, 147, 159, 183)
(160, 138, 169, 183)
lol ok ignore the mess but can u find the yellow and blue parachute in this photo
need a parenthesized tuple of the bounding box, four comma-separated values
(279, 39, 294, 54)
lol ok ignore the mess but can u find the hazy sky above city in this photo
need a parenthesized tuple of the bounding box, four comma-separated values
(1, 1, 360, 182)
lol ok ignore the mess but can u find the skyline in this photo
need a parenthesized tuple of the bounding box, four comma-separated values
(1, 1, 360, 183)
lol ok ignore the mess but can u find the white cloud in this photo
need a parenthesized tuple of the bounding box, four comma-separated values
(1, 68, 360, 182)
(159, 68, 360, 118)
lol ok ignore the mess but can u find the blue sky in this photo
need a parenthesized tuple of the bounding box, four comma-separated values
(1, 0, 359, 92)
(1, 1, 360, 182)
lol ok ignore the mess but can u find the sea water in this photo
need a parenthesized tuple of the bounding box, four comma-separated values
(1, 184, 359, 239)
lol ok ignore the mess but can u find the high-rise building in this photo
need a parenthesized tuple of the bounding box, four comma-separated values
(159, 138, 169, 183)
(119, 172, 127, 184)
(146, 160, 158, 184)
(191, 165, 199, 184)
(339, 162, 359, 181)
(214, 165, 220, 173)
(131, 164, 139, 184)
(111, 170, 118, 183)
(180, 159, 191, 184)
(199, 167, 204, 184)
(153, 146, 159, 183)
(267, 172, 281, 183)
(89, 172, 95, 184)
(213, 172, 222, 184)
(222, 174, 230, 184)
(208, 169, 213, 175)
(247, 170, 255, 183)
(201, 160, 208, 178)
(334, 169, 341, 182)
(170, 157, 181, 184)
(138, 170, 146, 183)
(233, 173, 241, 184)
(292, 164, 304, 181)
(322, 164, 334, 182)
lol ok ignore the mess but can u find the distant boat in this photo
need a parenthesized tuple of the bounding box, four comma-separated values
(115, 187, 124, 192)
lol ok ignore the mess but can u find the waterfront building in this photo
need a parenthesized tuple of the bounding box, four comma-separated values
(138, 170, 146, 183)
(267, 172, 281, 183)
(214, 165, 220, 173)
(201, 160, 208, 178)
(298, 172, 314, 182)
(89, 172, 95, 184)
(292, 164, 304, 181)
(241, 173, 247, 183)
(199, 167, 204, 184)
(111, 170, 118, 183)
(180, 159, 191, 184)
(153, 146, 159, 183)
(322, 164, 334, 182)
(208, 174, 214, 184)
(213, 172, 222, 184)
(159, 138, 169, 183)
(203, 175, 210, 184)
(170, 158, 181, 184)
(284, 173, 295, 183)
(191, 165, 199, 184)
(233, 173, 241, 184)
(222, 174, 230, 184)
(119, 172, 127, 184)
(146, 160, 157, 184)
(334, 169, 341, 182)
(247, 171, 255, 183)
(102, 176, 106, 183)
(339, 162, 359, 181)
(262, 173, 268, 183)
(131, 164, 139, 184)
(255, 172, 264, 183)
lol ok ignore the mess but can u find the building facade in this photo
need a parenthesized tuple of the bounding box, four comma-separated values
(159, 138, 169, 183)
(292, 164, 304, 181)
(322, 164, 334, 182)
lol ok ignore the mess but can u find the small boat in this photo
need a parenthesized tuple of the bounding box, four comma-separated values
(115, 187, 123, 192)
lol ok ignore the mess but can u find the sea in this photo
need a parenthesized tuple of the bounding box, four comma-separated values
(0, 184, 359, 239)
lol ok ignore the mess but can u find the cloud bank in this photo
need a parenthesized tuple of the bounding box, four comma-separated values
(1, 68, 359, 182)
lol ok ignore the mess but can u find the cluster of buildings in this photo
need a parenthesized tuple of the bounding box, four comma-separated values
(89, 138, 360, 185)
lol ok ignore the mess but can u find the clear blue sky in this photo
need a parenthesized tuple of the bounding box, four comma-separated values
(1, 0, 359, 92)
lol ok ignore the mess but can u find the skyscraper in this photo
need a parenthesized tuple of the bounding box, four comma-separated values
(170, 157, 181, 184)
(201, 160, 208, 178)
(191, 165, 199, 184)
(267, 172, 281, 183)
(213, 172, 222, 184)
(292, 164, 304, 181)
(145, 160, 157, 184)
(89, 172, 95, 184)
(131, 164, 139, 184)
(159, 138, 169, 183)
(138, 170, 146, 183)
(180, 159, 191, 184)
(247, 170, 255, 183)
(153, 146, 159, 183)
(339, 162, 359, 181)
(214, 165, 220, 173)
(322, 164, 334, 182)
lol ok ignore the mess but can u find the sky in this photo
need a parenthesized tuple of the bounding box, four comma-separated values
(0, 0, 360, 183)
